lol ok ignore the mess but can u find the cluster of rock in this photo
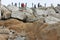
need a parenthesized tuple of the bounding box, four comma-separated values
(1, 2, 60, 40)
(1, 3, 60, 23)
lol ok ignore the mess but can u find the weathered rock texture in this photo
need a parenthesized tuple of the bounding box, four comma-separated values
(0, 19, 60, 40)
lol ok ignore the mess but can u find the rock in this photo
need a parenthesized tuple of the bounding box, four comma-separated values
(0, 18, 59, 40)
(0, 34, 8, 40)
(0, 21, 4, 26)
(45, 16, 60, 24)
(7, 5, 19, 11)
(4, 19, 45, 40)
(1, 5, 11, 19)
(40, 28, 57, 40)
(11, 8, 35, 22)
(4, 19, 23, 27)
(39, 22, 60, 40)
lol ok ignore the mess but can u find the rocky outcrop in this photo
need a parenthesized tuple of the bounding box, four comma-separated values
(1, 4, 60, 40)
(0, 19, 59, 40)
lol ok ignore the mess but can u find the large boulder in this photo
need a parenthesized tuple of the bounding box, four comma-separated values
(11, 7, 35, 22)
(0, 19, 60, 40)
(3, 20, 60, 40)
(1, 5, 11, 19)
(4, 19, 45, 40)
